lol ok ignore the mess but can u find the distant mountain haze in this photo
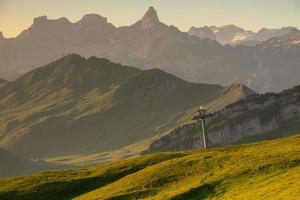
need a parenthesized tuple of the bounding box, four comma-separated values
(0, 7, 300, 93)
(188, 25, 297, 45)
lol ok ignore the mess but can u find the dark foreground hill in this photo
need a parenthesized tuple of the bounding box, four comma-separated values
(0, 134, 299, 200)
(0, 54, 251, 161)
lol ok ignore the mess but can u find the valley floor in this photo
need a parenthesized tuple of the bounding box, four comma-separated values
(0, 134, 299, 200)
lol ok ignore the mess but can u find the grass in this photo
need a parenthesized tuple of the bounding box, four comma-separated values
(0, 153, 185, 200)
(0, 134, 299, 200)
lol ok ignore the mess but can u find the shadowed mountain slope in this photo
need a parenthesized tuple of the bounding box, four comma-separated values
(42, 82, 254, 167)
(0, 54, 236, 160)
(0, 54, 140, 106)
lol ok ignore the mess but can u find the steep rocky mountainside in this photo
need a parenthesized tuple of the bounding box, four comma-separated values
(258, 29, 300, 47)
(188, 26, 216, 40)
(145, 85, 300, 153)
(0, 7, 300, 92)
(1, 54, 246, 160)
(247, 30, 300, 92)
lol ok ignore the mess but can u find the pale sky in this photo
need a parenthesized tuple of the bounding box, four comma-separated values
(0, 0, 299, 38)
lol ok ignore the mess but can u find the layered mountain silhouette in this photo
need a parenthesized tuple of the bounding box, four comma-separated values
(0, 54, 254, 160)
(0, 7, 300, 92)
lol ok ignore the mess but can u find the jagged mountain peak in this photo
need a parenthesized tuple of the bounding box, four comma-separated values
(115, 68, 188, 100)
(223, 83, 255, 96)
(60, 53, 85, 63)
(139, 6, 160, 28)
(188, 26, 216, 40)
(143, 7, 159, 22)
(260, 29, 300, 47)
(221, 24, 245, 32)
(14, 54, 140, 93)
(132, 68, 185, 84)
(33, 15, 48, 24)
(19, 15, 72, 38)
(226, 83, 243, 89)
(78, 14, 108, 25)
(33, 15, 71, 25)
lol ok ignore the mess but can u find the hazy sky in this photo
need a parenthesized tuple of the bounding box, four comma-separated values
(0, 0, 299, 38)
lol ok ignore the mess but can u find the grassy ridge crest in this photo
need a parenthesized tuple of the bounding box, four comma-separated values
(0, 134, 299, 200)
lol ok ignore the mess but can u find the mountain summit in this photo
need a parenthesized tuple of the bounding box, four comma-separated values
(140, 6, 160, 28)
(78, 14, 108, 25)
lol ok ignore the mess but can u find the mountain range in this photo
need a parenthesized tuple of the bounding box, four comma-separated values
(0, 54, 253, 162)
(1, 52, 300, 174)
(0, 5, 300, 199)
(0, 7, 300, 93)
(189, 25, 297, 45)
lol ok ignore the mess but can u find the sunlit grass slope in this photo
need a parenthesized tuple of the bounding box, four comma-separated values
(0, 135, 299, 200)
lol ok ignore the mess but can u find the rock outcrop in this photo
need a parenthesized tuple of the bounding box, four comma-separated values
(145, 85, 300, 153)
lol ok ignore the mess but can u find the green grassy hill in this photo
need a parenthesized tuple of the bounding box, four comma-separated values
(0, 134, 299, 200)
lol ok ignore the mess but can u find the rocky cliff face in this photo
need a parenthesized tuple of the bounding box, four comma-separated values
(145, 85, 300, 153)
